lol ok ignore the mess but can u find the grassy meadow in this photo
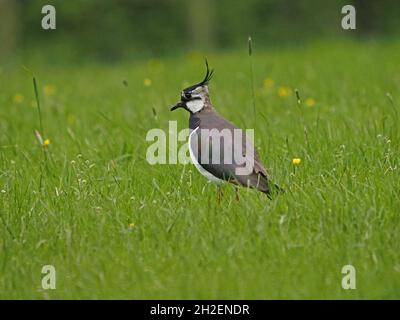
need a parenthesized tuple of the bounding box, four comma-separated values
(0, 41, 399, 299)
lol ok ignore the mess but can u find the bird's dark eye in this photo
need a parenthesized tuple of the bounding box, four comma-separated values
(183, 92, 191, 99)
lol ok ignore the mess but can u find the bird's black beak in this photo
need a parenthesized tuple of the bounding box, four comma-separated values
(170, 101, 185, 111)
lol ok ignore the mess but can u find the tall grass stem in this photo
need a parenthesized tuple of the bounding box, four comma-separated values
(248, 36, 256, 126)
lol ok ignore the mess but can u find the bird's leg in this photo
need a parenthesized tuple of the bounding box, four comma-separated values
(235, 187, 240, 202)
(217, 185, 224, 203)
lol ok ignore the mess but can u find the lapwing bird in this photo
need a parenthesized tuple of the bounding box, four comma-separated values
(171, 60, 283, 199)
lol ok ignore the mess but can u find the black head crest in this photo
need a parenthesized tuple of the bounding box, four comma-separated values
(183, 59, 214, 94)
(200, 58, 214, 86)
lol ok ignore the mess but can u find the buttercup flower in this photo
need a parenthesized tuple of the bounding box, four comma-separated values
(263, 78, 274, 89)
(292, 158, 301, 165)
(43, 84, 56, 96)
(305, 98, 316, 107)
(144, 78, 152, 87)
(67, 114, 76, 125)
(277, 86, 291, 98)
(43, 139, 51, 146)
(13, 94, 24, 104)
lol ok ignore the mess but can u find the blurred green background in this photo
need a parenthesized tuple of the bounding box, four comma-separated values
(1, 0, 400, 64)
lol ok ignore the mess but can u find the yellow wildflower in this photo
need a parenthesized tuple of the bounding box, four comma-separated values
(277, 86, 291, 98)
(263, 78, 274, 88)
(43, 84, 56, 96)
(43, 139, 50, 146)
(305, 98, 316, 107)
(292, 158, 301, 165)
(67, 114, 76, 125)
(143, 78, 152, 87)
(13, 94, 24, 104)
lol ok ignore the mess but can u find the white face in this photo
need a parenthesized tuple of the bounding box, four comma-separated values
(186, 98, 204, 113)
(183, 86, 207, 113)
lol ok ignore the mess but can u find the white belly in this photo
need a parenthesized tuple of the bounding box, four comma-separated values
(189, 127, 223, 184)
